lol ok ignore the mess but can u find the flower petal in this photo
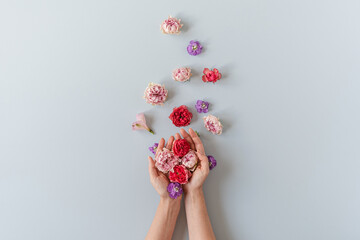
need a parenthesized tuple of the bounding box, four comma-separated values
(136, 113, 146, 123)
(132, 121, 145, 130)
(203, 68, 210, 74)
(132, 113, 153, 133)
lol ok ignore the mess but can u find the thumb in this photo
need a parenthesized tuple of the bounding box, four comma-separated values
(148, 156, 158, 178)
(196, 152, 209, 170)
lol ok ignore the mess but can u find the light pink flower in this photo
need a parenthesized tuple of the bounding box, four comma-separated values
(181, 150, 198, 170)
(172, 67, 192, 82)
(144, 82, 168, 105)
(203, 115, 223, 135)
(160, 16, 183, 34)
(155, 148, 180, 173)
(132, 113, 154, 134)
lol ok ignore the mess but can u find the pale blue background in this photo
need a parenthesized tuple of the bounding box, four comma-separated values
(1, 0, 360, 239)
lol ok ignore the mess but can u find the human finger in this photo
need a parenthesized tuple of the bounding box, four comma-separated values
(175, 133, 181, 140)
(148, 156, 158, 178)
(156, 138, 165, 155)
(165, 136, 175, 150)
(180, 128, 195, 150)
(189, 128, 205, 154)
(196, 152, 209, 172)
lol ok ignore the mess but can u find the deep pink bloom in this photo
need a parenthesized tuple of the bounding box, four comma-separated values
(172, 139, 190, 157)
(202, 68, 222, 83)
(169, 165, 192, 184)
(169, 105, 193, 127)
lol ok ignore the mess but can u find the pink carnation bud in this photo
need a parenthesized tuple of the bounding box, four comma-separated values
(144, 82, 168, 106)
(160, 16, 183, 34)
(181, 150, 198, 170)
(172, 67, 192, 82)
(155, 149, 180, 173)
(203, 115, 223, 135)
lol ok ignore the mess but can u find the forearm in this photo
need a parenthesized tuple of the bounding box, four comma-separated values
(184, 189, 216, 240)
(146, 197, 181, 240)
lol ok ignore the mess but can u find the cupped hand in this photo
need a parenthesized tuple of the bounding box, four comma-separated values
(148, 136, 177, 199)
(176, 128, 210, 194)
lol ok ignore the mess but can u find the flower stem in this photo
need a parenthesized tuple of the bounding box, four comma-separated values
(149, 129, 155, 134)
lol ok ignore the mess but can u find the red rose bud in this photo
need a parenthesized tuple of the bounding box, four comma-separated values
(172, 139, 190, 157)
(169, 165, 192, 184)
(169, 105, 193, 127)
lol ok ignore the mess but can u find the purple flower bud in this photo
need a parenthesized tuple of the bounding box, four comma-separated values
(149, 143, 159, 155)
(167, 182, 183, 199)
(187, 40, 203, 56)
(195, 100, 210, 113)
(207, 155, 217, 170)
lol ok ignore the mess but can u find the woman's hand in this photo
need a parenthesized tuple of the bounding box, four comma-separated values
(176, 128, 216, 239)
(146, 136, 182, 240)
(175, 128, 210, 194)
(148, 136, 178, 199)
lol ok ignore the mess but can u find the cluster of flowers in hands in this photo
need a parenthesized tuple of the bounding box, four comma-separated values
(148, 128, 217, 199)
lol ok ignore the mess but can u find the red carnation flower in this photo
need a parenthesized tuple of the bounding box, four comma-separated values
(172, 139, 190, 157)
(169, 165, 192, 184)
(169, 105, 193, 127)
(202, 68, 222, 83)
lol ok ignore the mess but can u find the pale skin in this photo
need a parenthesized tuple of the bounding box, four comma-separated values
(145, 128, 216, 240)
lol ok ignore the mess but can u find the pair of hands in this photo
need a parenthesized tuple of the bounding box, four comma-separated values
(148, 128, 210, 199)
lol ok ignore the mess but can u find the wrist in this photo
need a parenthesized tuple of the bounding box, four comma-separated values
(184, 186, 203, 196)
(184, 187, 203, 200)
(184, 188, 206, 211)
(160, 195, 181, 209)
